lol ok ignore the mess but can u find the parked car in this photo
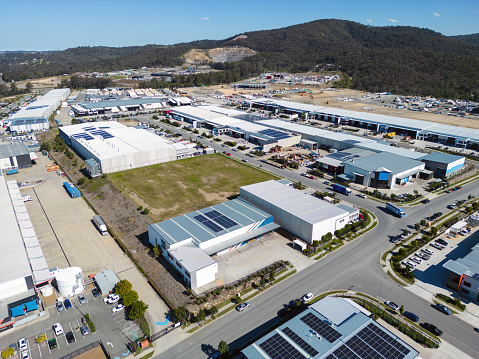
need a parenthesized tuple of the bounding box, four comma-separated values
(112, 304, 125, 313)
(106, 294, 120, 304)
(208, 351, 220, 359)
(402, 261, 416, 269)
(431, 242, 445, 250)
(410, 257, 422, 264)
(302, 293, 314, 302)
(422, 248, 434, 256)
(92, 288, 100, 297)
(18, 338, 27, 351)
(48, 339, 58, 350)
(323, 181, 330, 185)
(103, 293, 116, 303)
(9, 343, 17, 355)
(421, 199, 430, 204)
(242, 159, 248, 162)
(56, 300, 64, 312)
(226, 153, 231, 156)
(78, 294, 87, 304)
(53, 323, 63, 336)
(359, 193, 367, 198)
(390, 237, 400, 243)
(21, 351, 30, 359)
(385, 301, 400, 311)
(416, 252, 430, 260)
(80, 325, 89, 336)
(434, 303, 452, 315)
(403, 311, 419, 322)
(460, 230, 469, 236)
(422, 323, 443, 336)
(66, 331, 75, 343)
(64, 299, 72, 309)
(436, 238, 448, 246)
(236, 302, 250, 312)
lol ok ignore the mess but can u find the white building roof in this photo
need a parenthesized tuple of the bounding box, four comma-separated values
(11, 99, 60, 119)
(240, 180, 349, 225)
(171, 106, 227, 122)
(169, 246, 216, 273)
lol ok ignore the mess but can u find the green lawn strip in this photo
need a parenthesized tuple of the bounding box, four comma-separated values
(432, 299, 460, 314)
(186, 326, 200, 334)
(387, 270, 409, 286)
(272, 269, 297, 285)
(381, 251, 389, 262)
(309, 290, 348, 304)
(243, 291, 261, 301)
(139, 352, 155, 359)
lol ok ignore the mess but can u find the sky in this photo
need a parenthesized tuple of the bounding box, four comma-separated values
(0, 0, 478, 51)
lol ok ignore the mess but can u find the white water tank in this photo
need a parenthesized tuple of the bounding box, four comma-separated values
(40, 285, 54, 297)
(55, 267, 84, 298)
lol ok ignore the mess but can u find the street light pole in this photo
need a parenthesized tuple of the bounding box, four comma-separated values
(379, 277, 386, 302)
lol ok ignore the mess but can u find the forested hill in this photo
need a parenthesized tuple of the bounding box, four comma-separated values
(1, 19, 478, 100)
(449, 33, 479, 46)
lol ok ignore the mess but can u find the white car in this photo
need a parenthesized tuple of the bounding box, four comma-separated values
(103, 294, 116, 303)
(21, 351, 30, 359)
(431, 242, 445, 250)
(107, 294, 120, 304)
(302, 293, 314, 302)
(359, 193, 367, 198)
(18, 338, 27, 351)
(402, 261, 416, 269)
(422, 248, 434, 256)
(385, 301, 400, 311)
(111, 304, 125, 313)
(53, 323, 63, 336)
(410, 257, 422, 264)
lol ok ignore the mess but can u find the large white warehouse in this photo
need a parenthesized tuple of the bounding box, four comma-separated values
(59, 121, 197, 174)
(240, 180, 352, 244)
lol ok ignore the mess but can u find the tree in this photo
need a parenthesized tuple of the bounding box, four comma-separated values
(115, 279, 132, 296)
(1, 348, 15, 359)
(209, 305, 218, 316)
(420, 219, 427, 226)
(153, 245, 161, 257)
(430, 226, 438, 236)
(400, 305, 405, 315)
(123, 290, 138, 307)
(402, 229, 409, 236)
(77, 177, 86, 186)
(414, 223, 420, 231)
(196, 308, 206, 322)
(25, 81, 33, 92)
(269, 270, 275, 282)
(260, 277, 266, 287)
(128, 300, 149, 320)
(40, 142, 51, 151)
(143, 208, 150, 215)
(390, 193, 397, 200)
(174, 306, 189, 323)
(218, 340, 229, 355)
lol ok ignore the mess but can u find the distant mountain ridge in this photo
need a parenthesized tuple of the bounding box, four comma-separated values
(449, 33, 479, 46)
(1, 19, 478, 99)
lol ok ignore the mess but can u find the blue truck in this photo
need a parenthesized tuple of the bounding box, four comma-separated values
(332, 183, 352, 196)
(63, 182, 81, 198)
(6, 169, 19, 175)
(386, 202, 405, 218)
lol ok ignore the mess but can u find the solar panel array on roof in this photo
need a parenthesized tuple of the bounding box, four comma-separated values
(282, 327, 319, 357)
(90, 130, 114, 139)
(83, 126, 96, 131)
(72, 133, 94, 141)
(99, 126, 110, 129)
(327, 323, 410, 359)
(193, 214, 223, 233)
(259, 128, 292, 140)
(204, 210, 238, 229)
(259, 333, 305, 359)
(25, 119, 35, 124)
(300, 312, 342, 343)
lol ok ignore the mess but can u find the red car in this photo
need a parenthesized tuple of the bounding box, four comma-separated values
(226, 153, 231, 156)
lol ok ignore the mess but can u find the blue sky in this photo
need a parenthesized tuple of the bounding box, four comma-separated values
(0, 0, 478, 51)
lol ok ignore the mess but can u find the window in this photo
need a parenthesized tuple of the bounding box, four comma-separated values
(463, 281, 472, 288)
(185, 271, 190, 278)
(176, 261, 182, 270)
(167, 253, 173, 260)
(461, 288, 470, 295)
(161, 239, 166, 249)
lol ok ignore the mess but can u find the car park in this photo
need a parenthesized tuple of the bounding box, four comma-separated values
(66, 331, 75, 343)
(410, 257, 422, 264)
(422, 248, 434, 256)
(385, 301, 400, 311)
(48, 339, 58, 350)
(236, 302, 250, 312)
(53, 323, 64, 336)
(403, 311, 419, 322)
(302, 293, 314, 302)
(431, 242, 445, 250)
(18, 338, 27, 351)
(78, 294, 87, 304)
(21, 351, 30, 359)
(103, 293, 116, 303)
(112, 303, 125, 313)
(56, 300, 64, 312)
(422, 323, 442, 336)
(92, 288, 100, 297)
(64, 298, 72, 309)
(80, 325, 89, 336)
(434, 303, 452, 315)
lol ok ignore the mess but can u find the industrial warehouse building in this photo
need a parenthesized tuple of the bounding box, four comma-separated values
(0, 172, 49, 329)
(148, 198, 279, 290)
(419, 152, 465, 178)
(249, 98, 479, 148)
(0, 142, 38, 171)
(71, 98, 166, 116)
(8, 88, 70, 133)
(444, 243, 479, 302)
(59, 121, 197, 174)
(242, 296, 419, 359)
(240, 180, 355, 244)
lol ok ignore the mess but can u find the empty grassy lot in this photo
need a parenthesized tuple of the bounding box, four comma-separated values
(108, 154, 278, 222)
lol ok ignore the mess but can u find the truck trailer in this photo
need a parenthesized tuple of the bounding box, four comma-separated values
(332, 183, 352, 196)
(6, 169, 19, 175)
(386, 202, 405, 218)
(93, 215, 108, 236)
(63, 182, 81, 198)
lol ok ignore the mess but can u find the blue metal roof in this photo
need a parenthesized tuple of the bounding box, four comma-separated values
(419, 152, 464, 165)
(344, 152, 423, 175)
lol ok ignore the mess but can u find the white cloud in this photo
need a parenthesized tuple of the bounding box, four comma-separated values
(365, 19, 373, 23)
(433, 12, 440, 17)
(387, 18, 398, 23)
(199, 17, 210, 21)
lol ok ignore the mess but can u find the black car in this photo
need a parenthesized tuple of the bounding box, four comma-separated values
(66, 331, 75, 343)
(423, 323, 443, 336)
(390, 237, 400, 243)
(48, 339, 58, 350)
(92, 288, 99, 297)
(434, 303, 452, 315)
(422, 199, 431, 204)
(436, 238, 448, 247)
(403, 311, 419, 322)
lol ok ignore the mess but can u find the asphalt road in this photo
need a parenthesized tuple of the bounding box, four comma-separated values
(134, 115, 479, 358)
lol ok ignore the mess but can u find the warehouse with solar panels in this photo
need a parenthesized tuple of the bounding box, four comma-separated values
(148, 198, 279, 290)
(59, 121, 197, 174)
(242, 296, 419, 359)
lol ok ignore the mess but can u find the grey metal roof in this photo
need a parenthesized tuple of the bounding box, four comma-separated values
(336, 204, 359, 214)
(240, 180, 349, 225)
(443, 244, 479, 277)
(94, 270, 120, 294)
(149, 198, 273, 246)
(419, 152, 464, 165)
(344, 152, 424, 175)
(242, 297, 419, 359)
(79, 98, 165, 110)
(0, 143, 29, 158)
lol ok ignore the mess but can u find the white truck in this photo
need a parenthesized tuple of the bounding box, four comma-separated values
(93, 215, 108, 236)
